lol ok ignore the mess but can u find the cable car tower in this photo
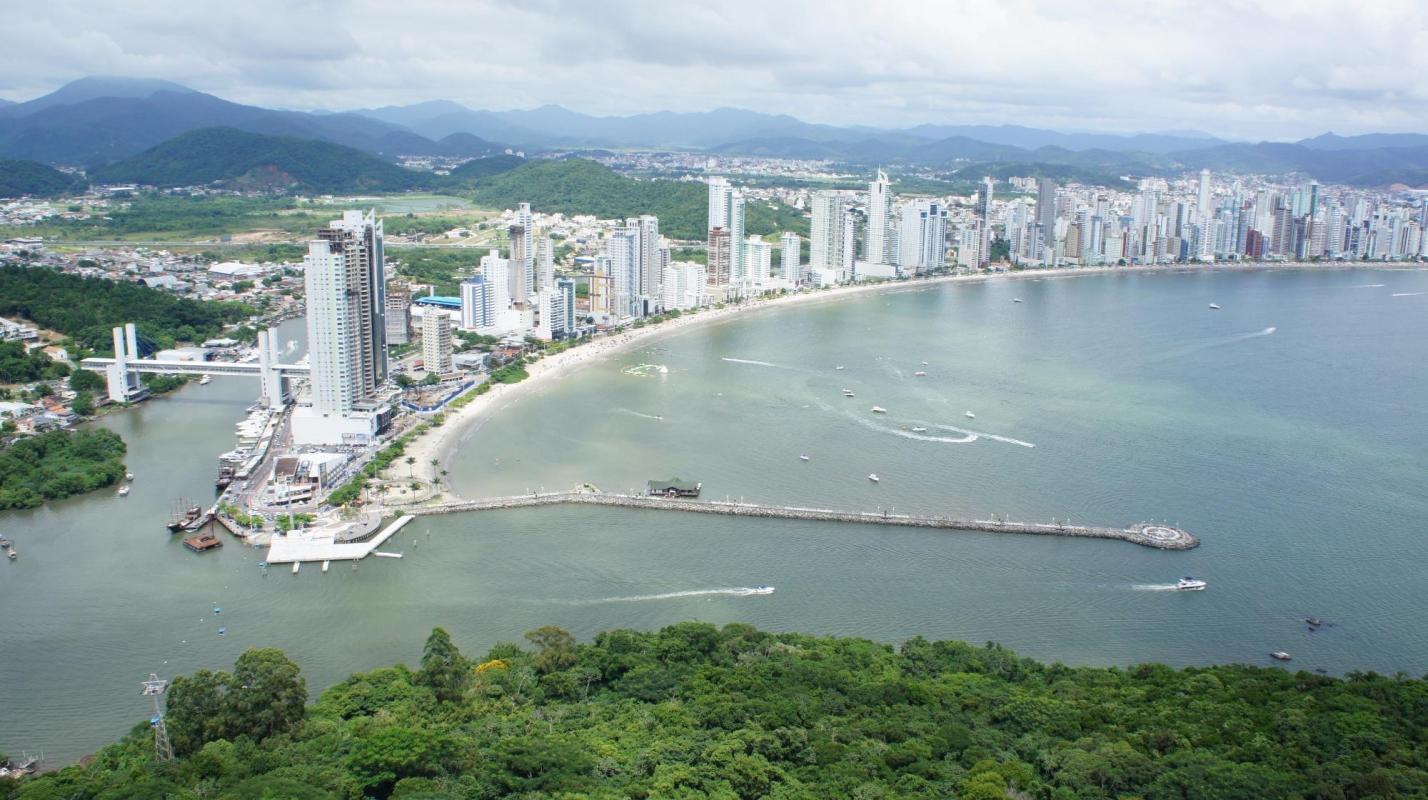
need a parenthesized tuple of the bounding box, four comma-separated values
(140, 673, 174, 762)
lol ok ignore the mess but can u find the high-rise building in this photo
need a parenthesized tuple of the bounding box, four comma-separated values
(811, 191, 853, 278)
(607, 227, 639, 319)
(589, 256, 612, 318)
(632, 215, 661, 312)
(507, 223, 530, 306)
(976, 177, 995, 267)
(779, 231, 801, 283)
(421, 311, 453, 375)
(538, 233, 555, 292)
(661, 262, 706, 310)
(1036, 178, 1058, 259)
(866, 169, 893, 265)
(707, 176, 733, 231)
(385, 285, 411, 345)
(707, 227, 732, 287)
(479, 249, 511, 311)
(514, 203, 534, 292)
(460, 275, 495, 331)
(728, 195, 745, 281)
(305, 210, 387, 414)
(896, 199, 948, 273)
(743, 237, 772, 287)
(536, 278, 576, 341)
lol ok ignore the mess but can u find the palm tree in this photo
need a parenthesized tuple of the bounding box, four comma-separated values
(429, 458, 439, 481)
(405, 456, 416, 478)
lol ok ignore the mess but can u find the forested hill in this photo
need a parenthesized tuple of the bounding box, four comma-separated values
(12, 624, 1427, 798)
(87, 128, 430, 193)
(469, 158, 808, 240)
(0, 159, 85, 198)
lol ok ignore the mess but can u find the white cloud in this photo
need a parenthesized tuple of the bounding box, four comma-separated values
(1, 0, 1425, 139)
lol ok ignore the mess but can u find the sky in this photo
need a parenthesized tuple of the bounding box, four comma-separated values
(2, 0, 1426, 140)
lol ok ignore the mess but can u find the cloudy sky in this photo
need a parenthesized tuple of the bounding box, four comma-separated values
(3, 0, 1426, 140)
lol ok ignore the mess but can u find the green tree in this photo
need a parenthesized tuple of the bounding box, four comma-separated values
(70, 391, 94, 417)
(164, 669, 233, 756)
(69, 368, 105, 393)
(525, 626, 577, 674)
(416, 627, 469, 704)
(227, 648, 307, 741)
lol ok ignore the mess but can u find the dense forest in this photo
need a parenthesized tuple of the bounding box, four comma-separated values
(0, 428, 126, 509)
(0, 340, 70, 383)
(88, 128, 431, 194)
(0, 265, 252, 352)
(8, 623, 1425, 799)
(0, 159, 85, 198)
(469, 159, 809, 240)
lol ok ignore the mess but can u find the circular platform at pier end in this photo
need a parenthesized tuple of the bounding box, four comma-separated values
(1126, 523, 1199, 550)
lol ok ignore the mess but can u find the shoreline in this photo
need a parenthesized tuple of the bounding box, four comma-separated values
(386, 260, 1418, 488)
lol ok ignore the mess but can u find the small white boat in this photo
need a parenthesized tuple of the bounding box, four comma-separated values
(1208, 303, 1221, 310)
(1012, 298, 1024, 303)
(834, 365, 845, 370)
(125, 472, 134, 481)
(911, 426, 928, 433)
(1176, 577, 1207, 591)
(750, 585, 776, 595)
(867, 474, 880, 482)
(964, 411, 975, 419)
(842, 390, 855, 397)
(920, 361, 929, 366)
(870, 406, 887, 414)
(799, 454, 810, 462)
(913, 370, 927, 377)
(117, 485, 130, 497)
(1271, 651, 1292, 661)
(198, 374, 212, 385)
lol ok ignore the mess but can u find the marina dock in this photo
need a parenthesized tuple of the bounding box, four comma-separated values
(264, 514, 416, 565)
(409, 492, 1198, 550)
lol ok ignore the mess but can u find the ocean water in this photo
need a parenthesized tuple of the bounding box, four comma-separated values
(2, 268, 1426, 764)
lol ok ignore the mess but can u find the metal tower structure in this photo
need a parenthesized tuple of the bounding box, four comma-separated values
(140, 673, 174, 762)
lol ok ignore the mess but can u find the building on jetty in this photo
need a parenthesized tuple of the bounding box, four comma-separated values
(647, 478, 701, 498)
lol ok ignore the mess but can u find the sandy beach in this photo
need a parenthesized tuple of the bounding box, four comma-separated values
(385, 260, 1410, 483)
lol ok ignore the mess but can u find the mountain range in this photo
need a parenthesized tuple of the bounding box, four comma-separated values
(5, 77, 1428, 187)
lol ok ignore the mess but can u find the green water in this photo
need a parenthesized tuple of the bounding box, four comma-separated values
(3, 269, 1427, 764)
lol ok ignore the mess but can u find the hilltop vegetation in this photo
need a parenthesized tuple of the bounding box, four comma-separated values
(0, 265, 252, 353)
(0, 429, 126, 509)
(0, 160, 85, 198)
(10, 623, 1427, 798)
(88, 128, 430, 193)
(470, 158, 808, 240)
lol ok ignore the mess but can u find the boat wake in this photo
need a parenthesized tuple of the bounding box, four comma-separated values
(722, 357, 783, 368)
(1347, 284, 1385, 289)
(612, 408, 664, 421)
(1391, 291, 1427, 297)
(590, 587, 774, 603)
(1145, 326, 1277, 364)
(622, 363, 669, 377)
(1132, 584, 1182, 592)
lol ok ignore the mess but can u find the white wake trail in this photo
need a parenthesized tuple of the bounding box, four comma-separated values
(1132, 584, 1181, 592)
(1392, 292, 1427, 297)
(722, 357, 781, 368)
(611, 408, 663, 421)
(592, 587, 772, 602)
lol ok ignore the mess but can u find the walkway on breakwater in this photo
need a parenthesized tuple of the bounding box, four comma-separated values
(405, 492, 1199, 550)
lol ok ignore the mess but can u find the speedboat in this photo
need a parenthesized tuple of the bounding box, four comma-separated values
(750, 585, 776, 595)
(198, 374, 212, 385)
(914, 370, 927, 377)
(870, 406, 887, 414)
(1012, 298, 1024, 303)
(920, 361, 929, 366)
(125, 472, 134, 481)
(835, 365, 845, 370)
(117, 485, 130, 497)
(964, 411, 975, 419)
(911, 426, 928, 433)
(799, 454, 810, 461)
(1176, 577, 1207, 591)
(1209, 303, 1221, 310)
(867, 473, 880, 482)
(1271, 651, 1292, 661)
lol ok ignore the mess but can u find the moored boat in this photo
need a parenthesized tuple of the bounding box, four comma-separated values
(870, 406, 887, 414)
(1271, 651, 1292, 661)
(867, 473, 880, 482)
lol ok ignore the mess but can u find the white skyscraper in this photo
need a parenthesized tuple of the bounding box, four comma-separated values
(811, 191, 853, 279)
(866, 169, 893, 265)
(896, 199, 948, 273)
(535, 278, 575, 341)
(743, 237, 772, 287)
(515, 203, 534, 291)
(460, 275, 495, 331)
(1197, 169, 1212, 216)
(707, 177, 733, 231)
(479, 249, 511, 312)
(632, 215, 661, 313)
(779, 231, 801, 283)
(538, 233, 555, 292)
(728, 194, 745, 282)
(421, 311, 453, 375)
(607, 227, 639, 319)
(661, 262, 707, 310)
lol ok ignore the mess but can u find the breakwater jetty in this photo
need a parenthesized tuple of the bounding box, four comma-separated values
(408, 492, 1198, 550)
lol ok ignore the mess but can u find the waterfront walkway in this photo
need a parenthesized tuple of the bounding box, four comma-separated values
(264, 515, 415, 564)
(407, 492, 1199, 550)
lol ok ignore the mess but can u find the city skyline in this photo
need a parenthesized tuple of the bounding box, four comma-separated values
(3, 1, 1427, 141)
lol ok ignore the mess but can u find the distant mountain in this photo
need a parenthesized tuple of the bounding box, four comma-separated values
(898, 124, 1226, 154)
(88, 128, 429, 193)
(0, 77, 497, 166)
(1297, 132, 1428, 151)
(446, 153, 525, 182)
(0, 159, 85, 197)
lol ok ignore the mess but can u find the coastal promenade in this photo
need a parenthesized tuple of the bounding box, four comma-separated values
(405, 491, 1199, 550)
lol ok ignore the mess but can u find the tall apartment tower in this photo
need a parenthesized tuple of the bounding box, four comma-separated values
(1036, 178, 1058, 258)
(811, 191, 853, 278)
(866, 169, 893, 264)
(706, 177, 744, 285)
(421, 311, 453, 375)
(1197, 169, 1212, 216)
(707, 227, 732, 287)
(632, 215, 661, 313)
(607, 227, 639, 319)
(385, 285, 411, 345)
(306, 209, 387, 415)
(514, 203, 534, 294)
(976, 177, 995, 267)
(507, 223, 530, 306)
(779, 231, 801, 283)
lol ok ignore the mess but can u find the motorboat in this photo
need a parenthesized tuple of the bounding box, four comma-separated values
(920, 361, 929, 365)
(117, 485, 130, 497)
(1271, 651, 1292, 661)
(867, 473, 880, 482)
(1209, 303, 1221, 310)
(1175, 577, 1207, 591)
(1012, 298, 1024, 303)
(911, 426, 928, 433)
(914, 370, 927, 377)
(842, 389, 855, 397)
(125, 472, 134, 481)
(964, 411, 975, 419)
(799, 454, 810, 461)
(198, 374, 212, 385)
(870, 406, 887, 414)
(835, 365, 845, 370)
(750, 585, 776, 595)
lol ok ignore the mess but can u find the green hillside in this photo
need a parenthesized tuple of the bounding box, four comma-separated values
(469, 158, 807, 240)
(12, 624, 1427, 799)
(445, 153, 525, 183)
(88, 127, 431, 193)
(0, 159, 84, 198)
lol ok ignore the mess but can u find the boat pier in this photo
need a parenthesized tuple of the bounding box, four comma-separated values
(264, 514, 416, 566)
(407, 492, 1199, 550)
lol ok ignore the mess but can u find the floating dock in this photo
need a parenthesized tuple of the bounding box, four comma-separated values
(411, 493, 1198, 550)
(265, 515, 416, 565)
